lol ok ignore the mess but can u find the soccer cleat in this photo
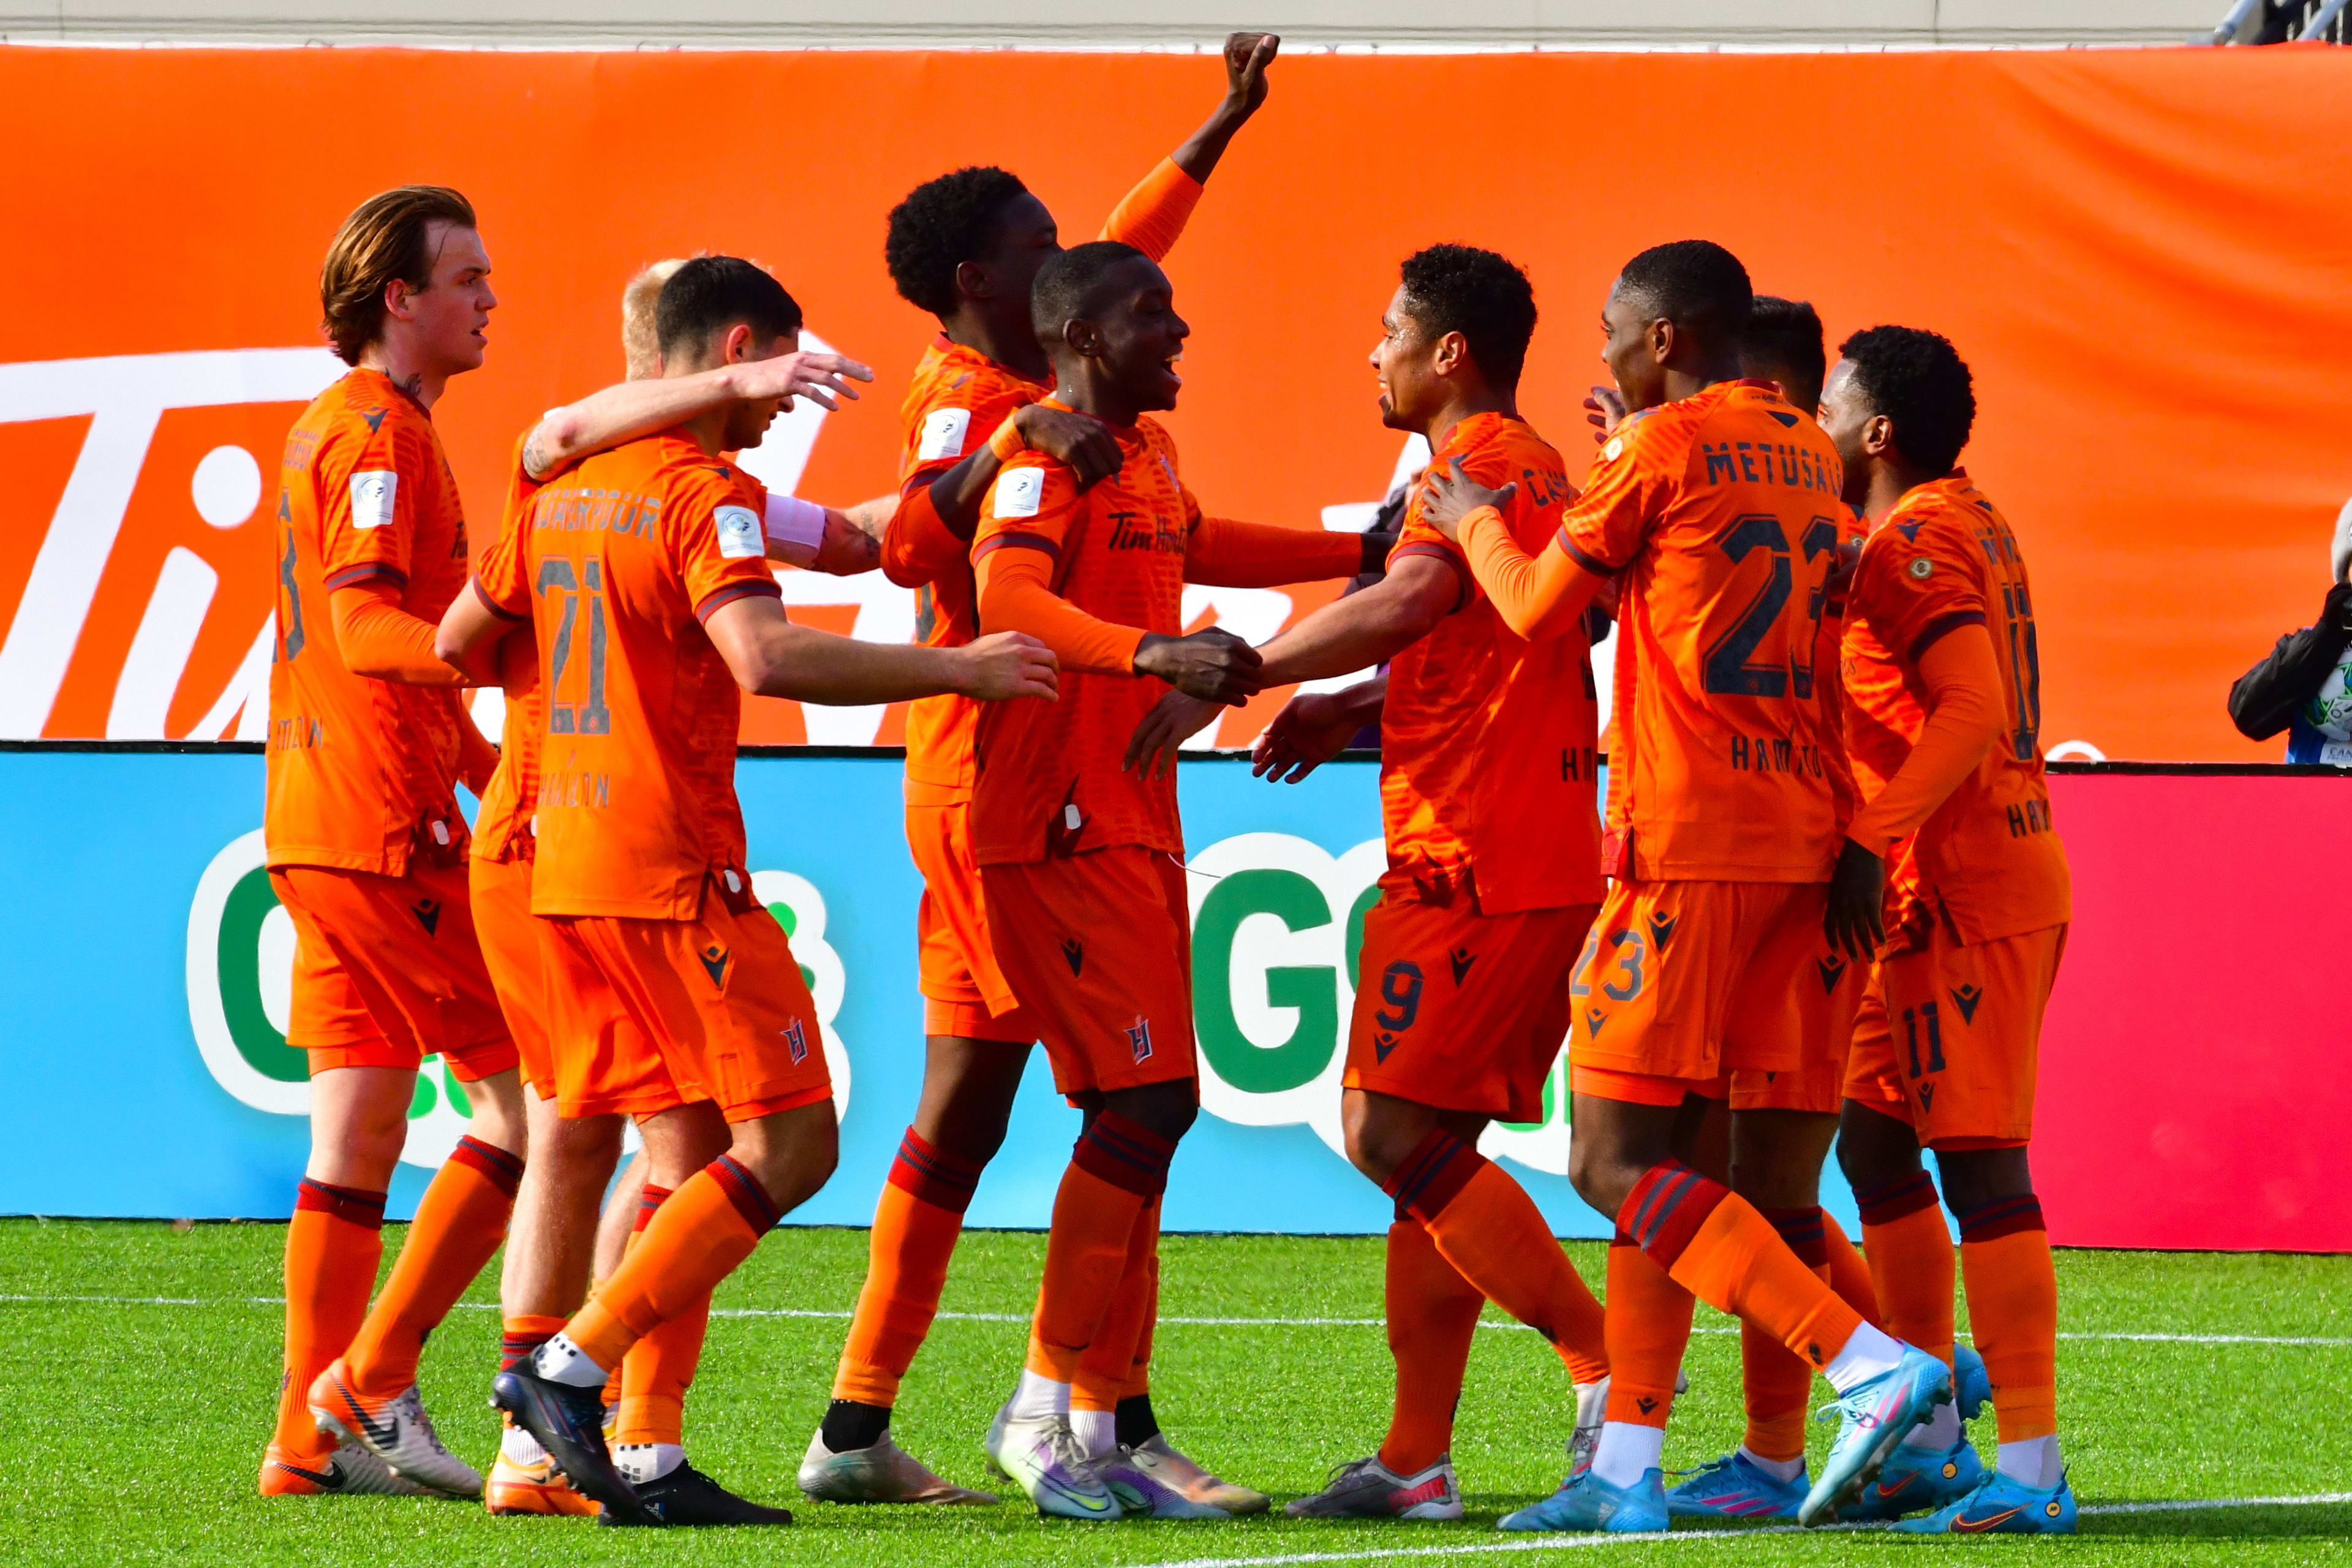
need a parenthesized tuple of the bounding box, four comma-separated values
(1665, 1450, 1806, 1520)
(1894, 1467, 2076, 1535)
(1797, 1344, 1953, 1526)
(1284, 1455, 1462, 1521)
(491, 1363, 650, 1525)
(1095, 1449, 1230, 1519)
(599, 1461, 795, 1527)
(1124, 1434, 1269, 1515)
(989, 1411, 1120, 1520)
(306, 1361, 483, 1498)
(1498, 1467, 1669, 1533)
(1843, 1437, 1985, 1521)
(484, 1450, 600, 1517)
(260, 1439, 440, 1498)
(1953, 1342, 1991, 1422)
(797, 1428, 998, 1505)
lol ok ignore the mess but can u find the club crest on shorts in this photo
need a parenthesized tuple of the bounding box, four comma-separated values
(784, 1019, 809, 1064)
(1126, 1016, 1153, 1063)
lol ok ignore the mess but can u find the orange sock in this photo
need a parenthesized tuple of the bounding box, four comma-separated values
(1740, 1208, 1831, 1462)
(345, 1136, 522, 1399)
(502, 1313, 567, 1373)
(614, 1182, 712, 1446)
(600, 1183, 671, 1408)
(1384, 1130, 1608, 1383)
(1604, 1239, 1693, 1429)
(832, 1129, 982, 1407)
(274, 1179, 385, 1458)
(1375, 1218, 1485, 1474)
(1026, 1114, 1170, 1382)
(1856, 1172, 1956, 1365)
(1823, 1211, 1881, 1322)
(1956, 1193, 2059, 1442)
(1618, 1162, 1861, 1371)
(1074, 1196, 1159, 1417)
(566, 1156, 778, 1373)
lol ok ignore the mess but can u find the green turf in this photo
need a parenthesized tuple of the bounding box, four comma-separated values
(2, 1219, 2346, 1564)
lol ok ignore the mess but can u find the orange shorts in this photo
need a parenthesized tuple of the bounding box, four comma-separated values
(541, 894, 832, 1123)
(980, 846, 1195, 1098)
(1344, 881, 1594, 1123)
(908, 799, 1039, 1046)
(269, 862, 517, 1082)
(469, 851, 558, 1095)
(1847, 921, 2067, 1148)
(1840, 971, 1908, 1114)
(1567, 878, 1826, 1104)
(1728, 937, 1871, 1117)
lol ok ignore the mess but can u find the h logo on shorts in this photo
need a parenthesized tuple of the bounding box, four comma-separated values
(784, 1019, 808, 1065)
(1126, 1016, 1153, 1063)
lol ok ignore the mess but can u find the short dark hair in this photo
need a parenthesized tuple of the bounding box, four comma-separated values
(1616, 239, 1753, 341)
(1741, 296, 1827, 411)
(1031, 240, 1151, 346)
(1396, 244, 1537, 389)
(1836, 325, 1977, 475)
(654, 256, 802, 362)
(885, 166, 1032, 317)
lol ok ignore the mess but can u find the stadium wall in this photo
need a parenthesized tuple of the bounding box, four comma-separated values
(2, 47, 2350, 763)
(1, 747, 2342, 1253)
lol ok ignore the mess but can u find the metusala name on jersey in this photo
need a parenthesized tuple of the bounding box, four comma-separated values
(1698, 438, 1842, 499)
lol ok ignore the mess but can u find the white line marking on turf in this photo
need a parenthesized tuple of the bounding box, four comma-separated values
(2, 1294, 2348, 1349)
(1125, 1493, 2352, 1568)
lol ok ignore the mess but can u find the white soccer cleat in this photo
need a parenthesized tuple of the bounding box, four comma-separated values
(1093, 1445, 1230, 1519)
(261, 1438, 441, 1498)
(797, 1427, 998, 1505)
(307, 1362, 484, 1499)
(989, 1411, 1120, 1521)
(1284, 1454, 1463, 1520)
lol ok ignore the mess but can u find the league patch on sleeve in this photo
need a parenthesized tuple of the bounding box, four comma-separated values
(349, 470, 398, 530)
(714, 503, 765, 559)
(994, 467, 1045, 520)
(919, 407, 972, 462)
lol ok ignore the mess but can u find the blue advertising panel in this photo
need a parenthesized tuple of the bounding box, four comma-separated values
(0, 747, 1864, 1238)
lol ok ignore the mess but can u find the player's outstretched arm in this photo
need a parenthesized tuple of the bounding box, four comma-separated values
(1172, 32, 1278, 184)
(435, 581, 518, 684)
(1252, 555, 1458, 687)
(1419, 459, 1604, 641)
(1251, 674, 1385, 784)
(333, 581, 471, 687)
(521, 352, 874, 480)
(1182, 514, 1373, 589)
(892, 408, 1123, 581)
(704, 595, 1057, 706)
(764, 491, 897, 577)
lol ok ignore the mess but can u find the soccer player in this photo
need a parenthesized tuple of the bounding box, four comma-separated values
(1819, 326, 2075, 1534)
(442, 255, 1057, 1526)
(466, 326, 882, 1516)
(261, 185, 526, 1501)
(802, 32, 1284, 1512)
(1417, 241, 1950, 1532)
(964, 240, 1370, 1520)
(1177, 245, 1614, 1521)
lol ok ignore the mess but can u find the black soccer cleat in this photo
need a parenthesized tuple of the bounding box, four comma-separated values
(598, 1461, 796, 1528)
(491, 1365, 651, 1525)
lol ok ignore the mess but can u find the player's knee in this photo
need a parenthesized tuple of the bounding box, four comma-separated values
(1834, 1100, 1920, 1192)
(1103, 1081, 1197, 1147)
(1339, 1099, 1423, 1186)
(1932, 1145, 2032, 1217)
(1567, 1139, 1644, 1220)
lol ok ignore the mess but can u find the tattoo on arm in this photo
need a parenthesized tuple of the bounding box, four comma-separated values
(521, 428, 553, 482)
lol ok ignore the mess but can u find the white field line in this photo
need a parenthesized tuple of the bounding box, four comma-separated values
(1127, 1493, 2352, 1568)
(0, 1294, 2346, 1348)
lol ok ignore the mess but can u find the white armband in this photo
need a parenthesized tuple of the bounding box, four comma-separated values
(764, 493, 827, 567)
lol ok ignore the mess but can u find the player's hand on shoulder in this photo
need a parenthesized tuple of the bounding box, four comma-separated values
(736, 350, 875, 412)
(1014, 404, 1123, 491)
(1584, 384, 1627, 442)
(1124, 689, 1224, 780)
(1417, 458, 1514, 543)
(1251, 691, 1357, 784)
(1224, 32, 1279, 114)
(1823, 837, 1887, 962)
(957, 631, 1060, 702)
(1133, 626, 1263, 706)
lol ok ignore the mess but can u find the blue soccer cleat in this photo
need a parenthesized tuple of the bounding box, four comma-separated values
(1894, 1467, 2076, 1534)
(1498, 1468, 1668, 1533)
(1665, 1451, 1805, 1520)
(1842, 1437, 1985, 1521)
(1953, 1342, 1991, 1422)
(1798, 1344, 1952, 1526)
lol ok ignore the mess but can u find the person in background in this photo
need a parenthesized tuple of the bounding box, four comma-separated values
(2227, 499, 2352, 765)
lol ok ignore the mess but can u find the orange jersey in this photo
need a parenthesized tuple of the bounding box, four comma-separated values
(1843, 472, 2071, 943)
(884, 160, 1205, 802)
(1838, 560, 1926, 909)
(266, 368, 473, 875)
(1560, 380, 1847, 883)
(1384, 413, 1601, 913)
(471, 437, 548, 864)
(473, 431, 780, 920)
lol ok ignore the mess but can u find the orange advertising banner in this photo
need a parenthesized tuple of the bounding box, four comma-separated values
(2, 45, 2347, 758)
